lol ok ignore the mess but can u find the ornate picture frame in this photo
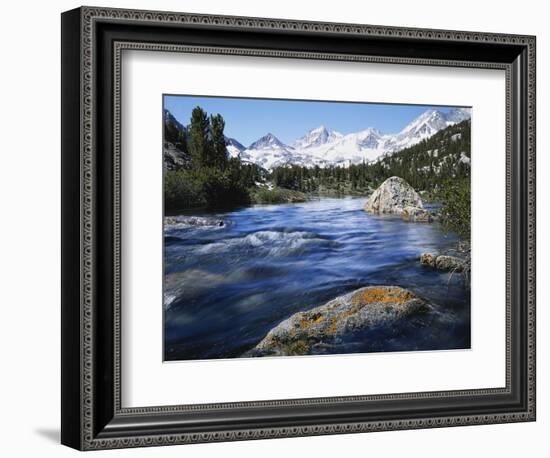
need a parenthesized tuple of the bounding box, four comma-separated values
(61, 6, 536, 450)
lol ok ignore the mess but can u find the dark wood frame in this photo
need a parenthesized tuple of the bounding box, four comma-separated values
(61, 6, 536, 450)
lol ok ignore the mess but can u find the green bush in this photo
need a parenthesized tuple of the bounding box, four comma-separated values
(164, 170, 205, 210)
(164, 168, 251, 211)
(437, 177, 471, 239)
(199, 167, 251, 209)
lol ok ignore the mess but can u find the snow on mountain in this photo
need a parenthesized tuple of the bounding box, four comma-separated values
(292, 126, 344, 149)
(398, 109, 448, 138)
(443, 107, 472, 124)
(221, 108, 471, 170)
(239, 133, 327, 170)
(311, 127, 386, 163)
(248, 133, 288, 150)
(225, 137, 246, 158)
(389, 108, 470, 149)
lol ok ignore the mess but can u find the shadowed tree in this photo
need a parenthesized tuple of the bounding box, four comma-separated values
(188, 106, 211, 167)
(210, 114, 228, 169)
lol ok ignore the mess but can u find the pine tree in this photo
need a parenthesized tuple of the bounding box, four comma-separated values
(188, 106, 211, 167)
(210, 114, 228, 169)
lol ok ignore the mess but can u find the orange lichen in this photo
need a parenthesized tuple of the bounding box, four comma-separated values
(298, 312, 324, 329)
(350, 287, 416, 308)
(325, 320, 339, 335)
(285, 341, 309, 355)
(298, 288, 416, 336)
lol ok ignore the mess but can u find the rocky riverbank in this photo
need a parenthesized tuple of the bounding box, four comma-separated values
(164, 215, 226, 228)
(420, 241, 471, 287)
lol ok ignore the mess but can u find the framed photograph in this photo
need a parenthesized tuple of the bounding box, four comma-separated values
(61, 6, 536, 450)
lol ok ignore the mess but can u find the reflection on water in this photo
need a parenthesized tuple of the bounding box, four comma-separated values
(164, 197, 470, 360)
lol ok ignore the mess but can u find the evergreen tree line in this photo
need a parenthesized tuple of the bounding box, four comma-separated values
(272, 163, 379, 194)
(164, 107, 263, 210)
(271, 120, 471, 195)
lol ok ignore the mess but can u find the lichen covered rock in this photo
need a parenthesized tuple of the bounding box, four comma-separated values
(364, 176, 423, 215)
(244, 286, 431, 357)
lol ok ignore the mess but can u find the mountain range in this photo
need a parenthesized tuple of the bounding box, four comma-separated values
(225, 107, 471, 170)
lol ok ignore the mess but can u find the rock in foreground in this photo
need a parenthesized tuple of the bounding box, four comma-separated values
(244, 286, 431, 357)
(364, 176, 423, 215)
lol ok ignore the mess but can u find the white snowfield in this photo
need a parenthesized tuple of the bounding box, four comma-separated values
(228, 108, 471, 170)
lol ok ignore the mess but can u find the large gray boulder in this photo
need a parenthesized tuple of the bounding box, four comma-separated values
(364, 176, 423, 214)
(244, 286, 431, 357)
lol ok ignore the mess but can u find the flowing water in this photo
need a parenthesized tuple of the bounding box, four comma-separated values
(164, 197, 470, 361)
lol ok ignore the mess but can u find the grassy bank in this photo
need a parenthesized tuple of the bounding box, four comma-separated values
(250, 187, 307, 204)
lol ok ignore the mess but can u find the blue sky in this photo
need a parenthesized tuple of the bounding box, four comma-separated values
(164, 95, 466, 147)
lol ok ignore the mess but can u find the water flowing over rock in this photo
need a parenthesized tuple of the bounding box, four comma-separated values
(243, 286, 431, 357)
(364, 176, 423, 214)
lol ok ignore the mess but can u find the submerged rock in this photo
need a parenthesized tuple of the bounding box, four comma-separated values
(420, 253, 437, 267)
(364, 176, 423, 215)
(420, 253, 465, 272)
(244, 286, 431, 357)
(164, 268, 245, 310)
(402, 206, 434, 223)
(435, 255, 465, 272)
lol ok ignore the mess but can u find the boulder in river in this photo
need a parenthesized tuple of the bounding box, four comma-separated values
(364, 176, 423, 215)
(244, 286, 431, 357)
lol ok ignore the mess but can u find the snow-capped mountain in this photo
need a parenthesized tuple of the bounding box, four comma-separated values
(292, 126, 343, 149)
(442, 107, 472, 124)
(239, 133, 326, 170)
(310, 127, 386, 164)
(248, 133, 288, 150)
(225, 137, 246, 158)
(235, 107, 470, 169)
(382, 108, 470, 154)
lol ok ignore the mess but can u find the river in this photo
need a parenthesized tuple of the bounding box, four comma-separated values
(163, 197, 470, 361)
